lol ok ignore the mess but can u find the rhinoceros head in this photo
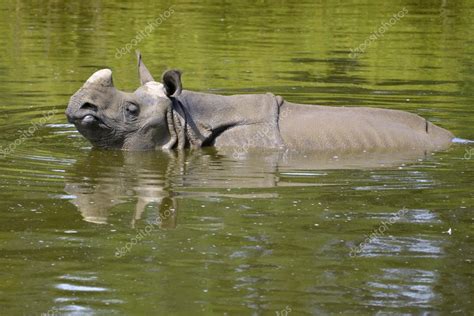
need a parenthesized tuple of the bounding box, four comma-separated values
(66, 53, 182, 150)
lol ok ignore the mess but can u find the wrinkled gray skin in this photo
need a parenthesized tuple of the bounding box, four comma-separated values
(66, 53, 455, 153)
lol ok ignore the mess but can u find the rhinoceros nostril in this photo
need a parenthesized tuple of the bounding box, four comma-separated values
(80, 102, 98, 111)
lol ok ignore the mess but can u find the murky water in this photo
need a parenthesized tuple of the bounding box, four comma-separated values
(0, 1, 473, 315)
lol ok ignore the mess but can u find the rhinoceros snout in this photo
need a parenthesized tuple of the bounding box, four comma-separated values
(66, 98, 99, 123)
(65, 107, 77, 124)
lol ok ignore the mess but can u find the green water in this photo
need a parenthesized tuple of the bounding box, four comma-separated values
(0, 0, 473, 315)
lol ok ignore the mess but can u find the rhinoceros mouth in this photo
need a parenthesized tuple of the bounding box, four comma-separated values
(81, 114, 97, 124)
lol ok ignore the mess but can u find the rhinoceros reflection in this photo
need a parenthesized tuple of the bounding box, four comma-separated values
(64, 149, 178, 226)
(64, 147, 433, 226)
(64, 148, 282, 226)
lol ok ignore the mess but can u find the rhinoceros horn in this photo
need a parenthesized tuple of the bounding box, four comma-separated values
(83, 68, 114, 88)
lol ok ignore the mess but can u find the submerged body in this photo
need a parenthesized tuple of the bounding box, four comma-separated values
(66, 53, 455, 154)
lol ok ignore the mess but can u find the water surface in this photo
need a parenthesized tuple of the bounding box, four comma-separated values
(0, 0, 473, 315)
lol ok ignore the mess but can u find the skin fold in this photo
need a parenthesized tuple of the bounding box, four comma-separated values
(66, 53, 455, 154)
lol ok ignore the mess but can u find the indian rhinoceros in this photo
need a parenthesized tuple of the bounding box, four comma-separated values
(66, 53, 461, 153)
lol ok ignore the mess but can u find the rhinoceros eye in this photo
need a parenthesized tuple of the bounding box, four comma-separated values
(125, 103, 139, 116)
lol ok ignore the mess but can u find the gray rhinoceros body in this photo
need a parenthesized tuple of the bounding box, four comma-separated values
(176, 90, 453, 152)
(66, 53, 454, 154)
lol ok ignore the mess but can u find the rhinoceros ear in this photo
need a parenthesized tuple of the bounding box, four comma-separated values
(136, 51, 155, 85)
(162, 70, 182, 98)
(84, 69, 114, 88)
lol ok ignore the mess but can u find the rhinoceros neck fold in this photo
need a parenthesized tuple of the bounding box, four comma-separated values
(163, 98, 207, 150)
(172, 90, 285, 149)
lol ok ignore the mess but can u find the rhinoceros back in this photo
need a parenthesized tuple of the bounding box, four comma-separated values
(278, 101, 454, 152)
